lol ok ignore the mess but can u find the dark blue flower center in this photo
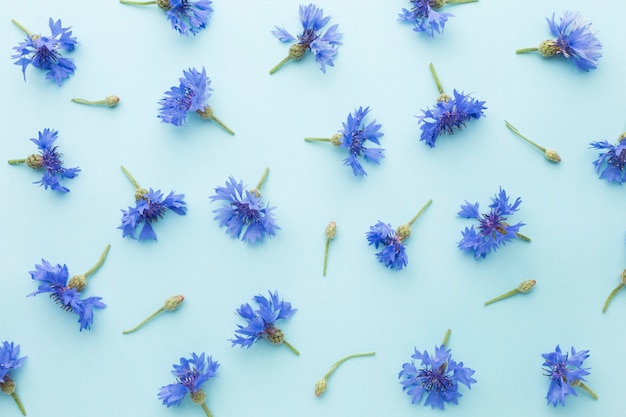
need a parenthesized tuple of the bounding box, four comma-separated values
(177, 368, 199, 391)
(231, 202, 261, 225)
(140, 200, 167, 223)
(417, 365, 453, 393)
(176, 86, 195, 112)
(410, 0, 431, 17)
(349, 130, 365, 157)
(608, 148, 626, 170)
(34, 44, 60, 69)
(48, 285, 73, 311)
(41, 147, 64, 173)
(438, 110, 468, 135)
(298, 28, 319, 48)
(478, 210, 507, 237)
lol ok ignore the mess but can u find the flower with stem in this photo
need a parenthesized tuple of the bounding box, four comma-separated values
(399, 329, 476, 409)
(158, 353, 219, 417)
(0, 341, 27, 416)
(366, 199, 432, 271)
(8, 128, 80, 193)
(11, 18, 77, 85)
(209, 167, 279, 244)
(418, 63, 486, 147)
(28, 244, 110, 331)
(270, 3, 342, 74)
(119, 0, 213, 36)
(158, 67, 234, 134)
(314, 351, 375, 397)
(398, 0, 478, 37)
(542, 345, 597, 406)
(516, 11, 601, 72)
(123, 295, 184, 334)
(602, 269, 626, 313)
(231, 290, 299, 355)
(484, 279, 536, 306)
(458, 188, 530, 259)
(71, 95, 120, 107)
(322, 221, 336, 276)
(305, 106, 384, 176)
(505, 121, 561, 162)
(119, 166, 187, 241)
(589, 133, 626, 184)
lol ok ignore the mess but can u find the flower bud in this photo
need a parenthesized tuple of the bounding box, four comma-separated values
(314, 379, 328, 397)
(288, 44, 307, 60)
(545, 149, 561, 163)
(105, 95, 120, 107)
(164, 295, 184, 311)
(517, 279, 536, 293)
(538, 40, 559, 57)
(68, 274, 87, 292)
(265, 326, 285, 345)
(325, 221, 337, 240)
(25, 154, 44, 169)
(396, 224, 412, 241)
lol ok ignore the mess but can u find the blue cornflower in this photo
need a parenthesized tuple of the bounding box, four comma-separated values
(119, 166, 187, 241)
(304, 107, 384, 176)
(589, 134, 626, 184)
(516, 11, 601, 72)
(28, 247, 110, 331)
(158, 353, 219, 415)
(120, 0, 213, 36)
(270, 3, 342, 74)
(8, 128, 80, 193)
(231, 290, 299, 355)
(398, 0, 477, 37)
(542, 345, 597, 406)
(11, 18, 77, 85)
(158, 67, 234, 134)
(209, 168, 279, 244)
(0, 341, 27, 415)
(458, 188, 529, 259)
(366, 200, 432, 271)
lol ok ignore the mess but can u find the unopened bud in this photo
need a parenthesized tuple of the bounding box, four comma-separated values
(517, 279, 536, 293)
(164, 295, 184, 311)
(545, 149, 561, 163)
(314, 379, 328, 397)
(325, 222, 337, 240)
(105, 95, 120, 107)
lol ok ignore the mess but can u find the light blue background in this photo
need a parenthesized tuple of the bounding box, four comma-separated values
(2, 0, 626, 416)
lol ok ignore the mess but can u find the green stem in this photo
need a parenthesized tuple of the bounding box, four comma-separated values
(123, 307, 165, 334)
(283, 340, 300, 356)
(83, 244, 111, 278)
(407, 199, 433, 226)
(429, 63, 445, 95)
(484, 289, 519, 306)
(11, 19, 32, 38)
(323, 238, 330, 276)
(442, 329, 451, 347)
(210, 115, 235, 136)
(119, 0, 157, 5)
(199, 402, 213, 417)
(304, 137, 332, 142)
(11, 391, 26, 416)
(516, 47, 539, 54)
(8, 159, 26, 165)
(602, 283, 624, 313)
(446, 0, 478, 3)
(504, 120, 546, 153)
(121, 165, 141, 190)
(71, 98, 106, 105)
(269, 56, 291, 75)
(322, 352, 375, 381)
(515, 232, 531, 242)
(255, 167, 269, 191)
(575, 381, 598, 400)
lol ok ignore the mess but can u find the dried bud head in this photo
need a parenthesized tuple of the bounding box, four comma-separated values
(325, 222, 337, 240)
(164, 294, 185, 311)
(314, 379, 328, 397)
(545, 149, 561, 163)
(105, 95, 120, 107)
(517, 279, 536, 293)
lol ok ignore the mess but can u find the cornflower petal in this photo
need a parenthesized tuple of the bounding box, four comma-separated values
(589, 139, 626, 184)
(398, 0, 453, 37)
(165, 0, 213, 36)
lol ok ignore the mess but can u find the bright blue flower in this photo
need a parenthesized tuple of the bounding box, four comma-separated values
(589, 138, 626, 184)
(546, 11, 602, 71)
(339, 107, 384, 176)
(398, 0, 453, 37)
(542, 345, 591, 407)
(271, 3, 343, 73)
(158, 67, 212, 126)
(158, 353, 219, 407)
(231, 291, 297, 349)
(399, 344, 476, 409)
(366, 222, 408, 270)
(418, 90, 486, 147)
(12, 18, 77, 85)
(28, 259, 106, 331)
(457, 188, 525, 259)
(209, 176, 279, 244)
(25, 128, 80, 193)
(119, 188, 187, 241)
(163, 0, 213, 36)
(0, 342, 26, 384)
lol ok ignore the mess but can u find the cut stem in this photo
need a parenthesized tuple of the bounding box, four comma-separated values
(442, 328, 451, 347)
(504, 120, 546, 152)
(323, 238, 331, 276)
(602, 283, 624, 313)
(11, 391, 26, 416)
(199, 402, 213, 417)
(210, 114, 235, 136)
(408, 199, 433, 226)
(575, 381, 598, 400)
(515, 232, 531, 242)
(71, 98, 107, 105)
(11, 19, 32, 38)
(121, 165, 141, 190)
(123, 307, 165, 334)
(269, 56, 291, 75)
(83, 244, 111, 279)
(8, 159, 26, 165)
(322, 352, 375, 381)
(255, 167, 270, 192)
(283, 340, 300, 356)
(304, 137, 332, 142)
(429, 63, 445, 95)
(446, 0, 479, 3)
(484, 289, 518, 306)
(516, 47, 539, 54)
(119, 0, 157, 4)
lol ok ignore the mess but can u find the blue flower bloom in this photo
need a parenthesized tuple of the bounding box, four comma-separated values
(270, 3, 343, 74)
(119, 188, 187, 241)
(158, 353, 219, 407)
(398, 0, 453, 37)
(231, 291, 298, 354)
(209, 175, 279, 244)
(163, 0, 213, 36)
(0, 342, 26, 384)
(399, 344, 476, 409)
(418, 90, 486, 147)
(28, 259, 106, 331)
(12, 18, 77, 85)
(366, 222, 408, 270)
(542, 345, 592, 407)
(158, 67, 212, 126)
(457, 188, 526, 259)
(589, 137, 626, 184)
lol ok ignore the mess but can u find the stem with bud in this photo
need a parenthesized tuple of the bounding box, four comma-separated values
(123, 295, 184, 334)
(484, 279, 536, 306)
(504, 120, 561, 163)
(602, 269, 626, 313)
(315, 352, 375, 397)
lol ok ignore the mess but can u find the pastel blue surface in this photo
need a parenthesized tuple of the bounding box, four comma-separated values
(1, 0, 626, 416)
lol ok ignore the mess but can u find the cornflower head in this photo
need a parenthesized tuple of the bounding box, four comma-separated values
(516, 11, 602, 72)
(11, 18, 77, 85)
(398, 0, 478, 38)
(231, 290, 299, 355)
(158, 67, 234, 134)
(270, 3, 342, 74)
(457, 188, 529, 260)
(158, 353, 219, 417)
(118, 166, 187, 241)
(209, 167, 279, 244)
(120, 0, 213, 36)
(8, 128, 80, 193)
(589, 132, 626, 184)
(0, 341, 27, 416)
(504, 121, 561, 163)
(304, 106, 384, 176)
(28, 245, 110, 331)
(366, 199, 432, 271)
(417, 63, 486, 148)
(542, 345, 596, 406)
(399, 329, 476, 409)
